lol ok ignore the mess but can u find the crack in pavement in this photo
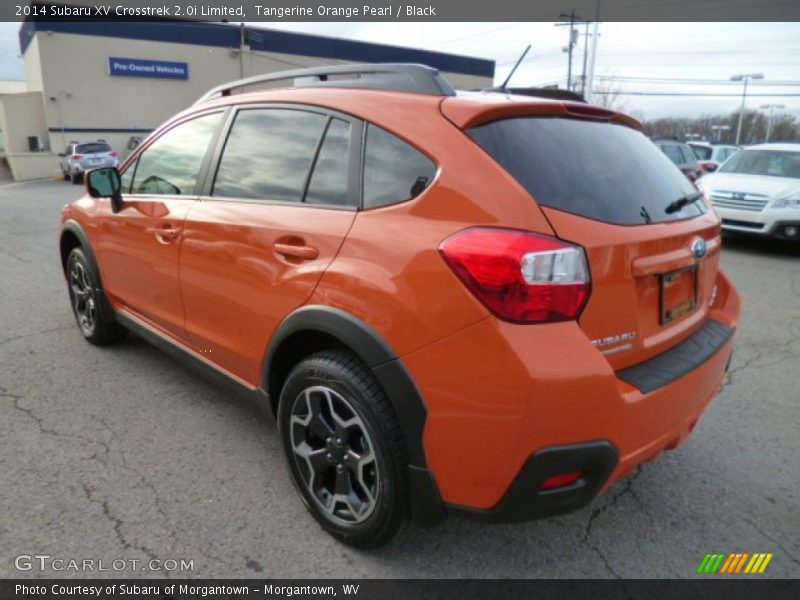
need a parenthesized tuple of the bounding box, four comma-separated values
(6, 389, 244, 576)
(580, 467, 647, 578)
(0, 246, 30, 263)
(80, 481, 169, 578)
(5, 387, 190, 576)
(743, 516, 800, 568)
(5, 388, 112, 464)
(0, 326, 73, 347)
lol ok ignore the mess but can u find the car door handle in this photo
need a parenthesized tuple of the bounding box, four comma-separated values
(273, 242, 319, 260)
(146, 226, 180, 242)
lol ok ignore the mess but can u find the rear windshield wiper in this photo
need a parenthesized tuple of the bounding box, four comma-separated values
(665, 191, 703, 214)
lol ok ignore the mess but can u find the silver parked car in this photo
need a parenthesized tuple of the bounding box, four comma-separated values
(59, 141, 120, 184)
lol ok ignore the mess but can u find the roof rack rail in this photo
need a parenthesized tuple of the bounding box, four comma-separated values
(195, 63, 456, 104)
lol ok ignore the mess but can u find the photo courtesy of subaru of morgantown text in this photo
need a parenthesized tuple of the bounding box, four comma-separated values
(59, 63, 740, 548)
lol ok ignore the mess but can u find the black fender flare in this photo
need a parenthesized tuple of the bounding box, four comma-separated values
(60, 220, 115, 323)
(263, 305, 445, 525)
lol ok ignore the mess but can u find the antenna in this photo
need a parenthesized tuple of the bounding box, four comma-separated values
(500, 45, 531, 91)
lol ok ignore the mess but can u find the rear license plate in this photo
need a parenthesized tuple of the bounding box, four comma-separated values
(660, 265, 698, 324)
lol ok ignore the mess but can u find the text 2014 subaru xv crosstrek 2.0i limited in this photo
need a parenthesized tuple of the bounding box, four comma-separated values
(60, 64, 740, 547)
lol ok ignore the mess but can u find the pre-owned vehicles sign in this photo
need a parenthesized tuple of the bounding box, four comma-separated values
(108, 57, 189, 80)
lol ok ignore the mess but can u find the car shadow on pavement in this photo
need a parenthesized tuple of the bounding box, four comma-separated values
(721, 231, 800, 257)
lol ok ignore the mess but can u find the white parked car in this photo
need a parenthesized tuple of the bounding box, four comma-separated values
(697, 143, 800, 240)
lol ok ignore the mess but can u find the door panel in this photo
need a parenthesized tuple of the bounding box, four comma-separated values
(97, 198, 195, 335)
(96, 110, 225, 336)
(179, 202, 356, 384)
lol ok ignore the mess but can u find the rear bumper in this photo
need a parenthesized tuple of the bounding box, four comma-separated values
(403, 269, 740, 518)
(70, 160, 119, 174)
(450, 441, 618, 522)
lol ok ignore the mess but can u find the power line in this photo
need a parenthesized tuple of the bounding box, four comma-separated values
(437, 23, 528, 47)
(593, 91, 800, 97)
(603, 76, 800, 86)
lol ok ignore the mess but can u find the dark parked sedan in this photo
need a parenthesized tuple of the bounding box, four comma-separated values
(654, 139, 703, 182)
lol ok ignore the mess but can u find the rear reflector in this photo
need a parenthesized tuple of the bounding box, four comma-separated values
(439, 227, 590, 324)
(540, 471, 584, 490)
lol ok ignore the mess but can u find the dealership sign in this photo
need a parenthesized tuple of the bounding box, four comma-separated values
(108, 57, 189, 80)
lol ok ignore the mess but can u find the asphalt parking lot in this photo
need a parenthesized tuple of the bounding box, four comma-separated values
(1, 178, 798, 579)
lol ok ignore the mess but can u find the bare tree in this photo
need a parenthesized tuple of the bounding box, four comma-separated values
(640, 110, 799, 144)
(592, 75, 629, 113)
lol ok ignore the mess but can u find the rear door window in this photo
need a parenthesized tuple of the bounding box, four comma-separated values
(469, 117, 702, 225)
(305, 118, 352, 206)
(362, 124, 436, 209)
(212, 108, 327, 203)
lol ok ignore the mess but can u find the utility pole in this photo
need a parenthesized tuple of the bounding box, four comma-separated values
(239, 22, 246, 78)
(730, 72, 764, 145)
(760, 103, 785, 142)
(580, 21, 590, 96)
(584, 0, 601, 103)
(555, 12, 580, 91)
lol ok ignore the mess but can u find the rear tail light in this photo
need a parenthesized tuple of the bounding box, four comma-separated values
(71, 154, 83, 160)
(439, 227, 591, 324)
(110, 151, 118, 157)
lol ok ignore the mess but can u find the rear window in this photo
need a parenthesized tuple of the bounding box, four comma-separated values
(469, 118, 702, 225)
(690, 145, 713, 160)
(718, 149, 800, 179)
(658, 143, 684, 165)
(679, 145, 697, 164)
(76, 143, 111, 154)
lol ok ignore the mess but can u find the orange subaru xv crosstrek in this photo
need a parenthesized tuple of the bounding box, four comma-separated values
(60, 64, 740, 547)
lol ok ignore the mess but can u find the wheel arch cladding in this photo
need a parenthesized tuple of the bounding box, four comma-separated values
(264, 305, 445, 525)
(59, 225, 83, 277)
(59, 220, 115, 322)
(264, 306, 421, 460)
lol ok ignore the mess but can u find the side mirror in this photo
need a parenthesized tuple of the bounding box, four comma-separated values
(57, 152, 65, 157)
(706, 164, 718, 173)
(86, 167, 123, 213)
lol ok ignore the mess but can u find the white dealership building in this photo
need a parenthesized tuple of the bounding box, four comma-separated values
(0, 11, 494, 180)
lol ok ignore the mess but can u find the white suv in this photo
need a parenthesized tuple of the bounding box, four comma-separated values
(59, 141, 120, 184)
(697, 143, 800, 241)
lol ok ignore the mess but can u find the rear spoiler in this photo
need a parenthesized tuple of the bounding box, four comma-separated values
(482, 87, 587, 103)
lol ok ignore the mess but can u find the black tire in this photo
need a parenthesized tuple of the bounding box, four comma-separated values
(66, 247, 126, 345)
(70, 171, 80, 184)
(61, 168, 69, 181)
(278, 350, 409, 548)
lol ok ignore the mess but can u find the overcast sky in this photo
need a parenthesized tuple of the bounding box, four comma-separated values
(1, 21, 799, 120)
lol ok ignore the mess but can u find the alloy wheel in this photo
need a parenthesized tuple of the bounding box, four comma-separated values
(289, 385, 380, 525)
(69, 261, 96, 336)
